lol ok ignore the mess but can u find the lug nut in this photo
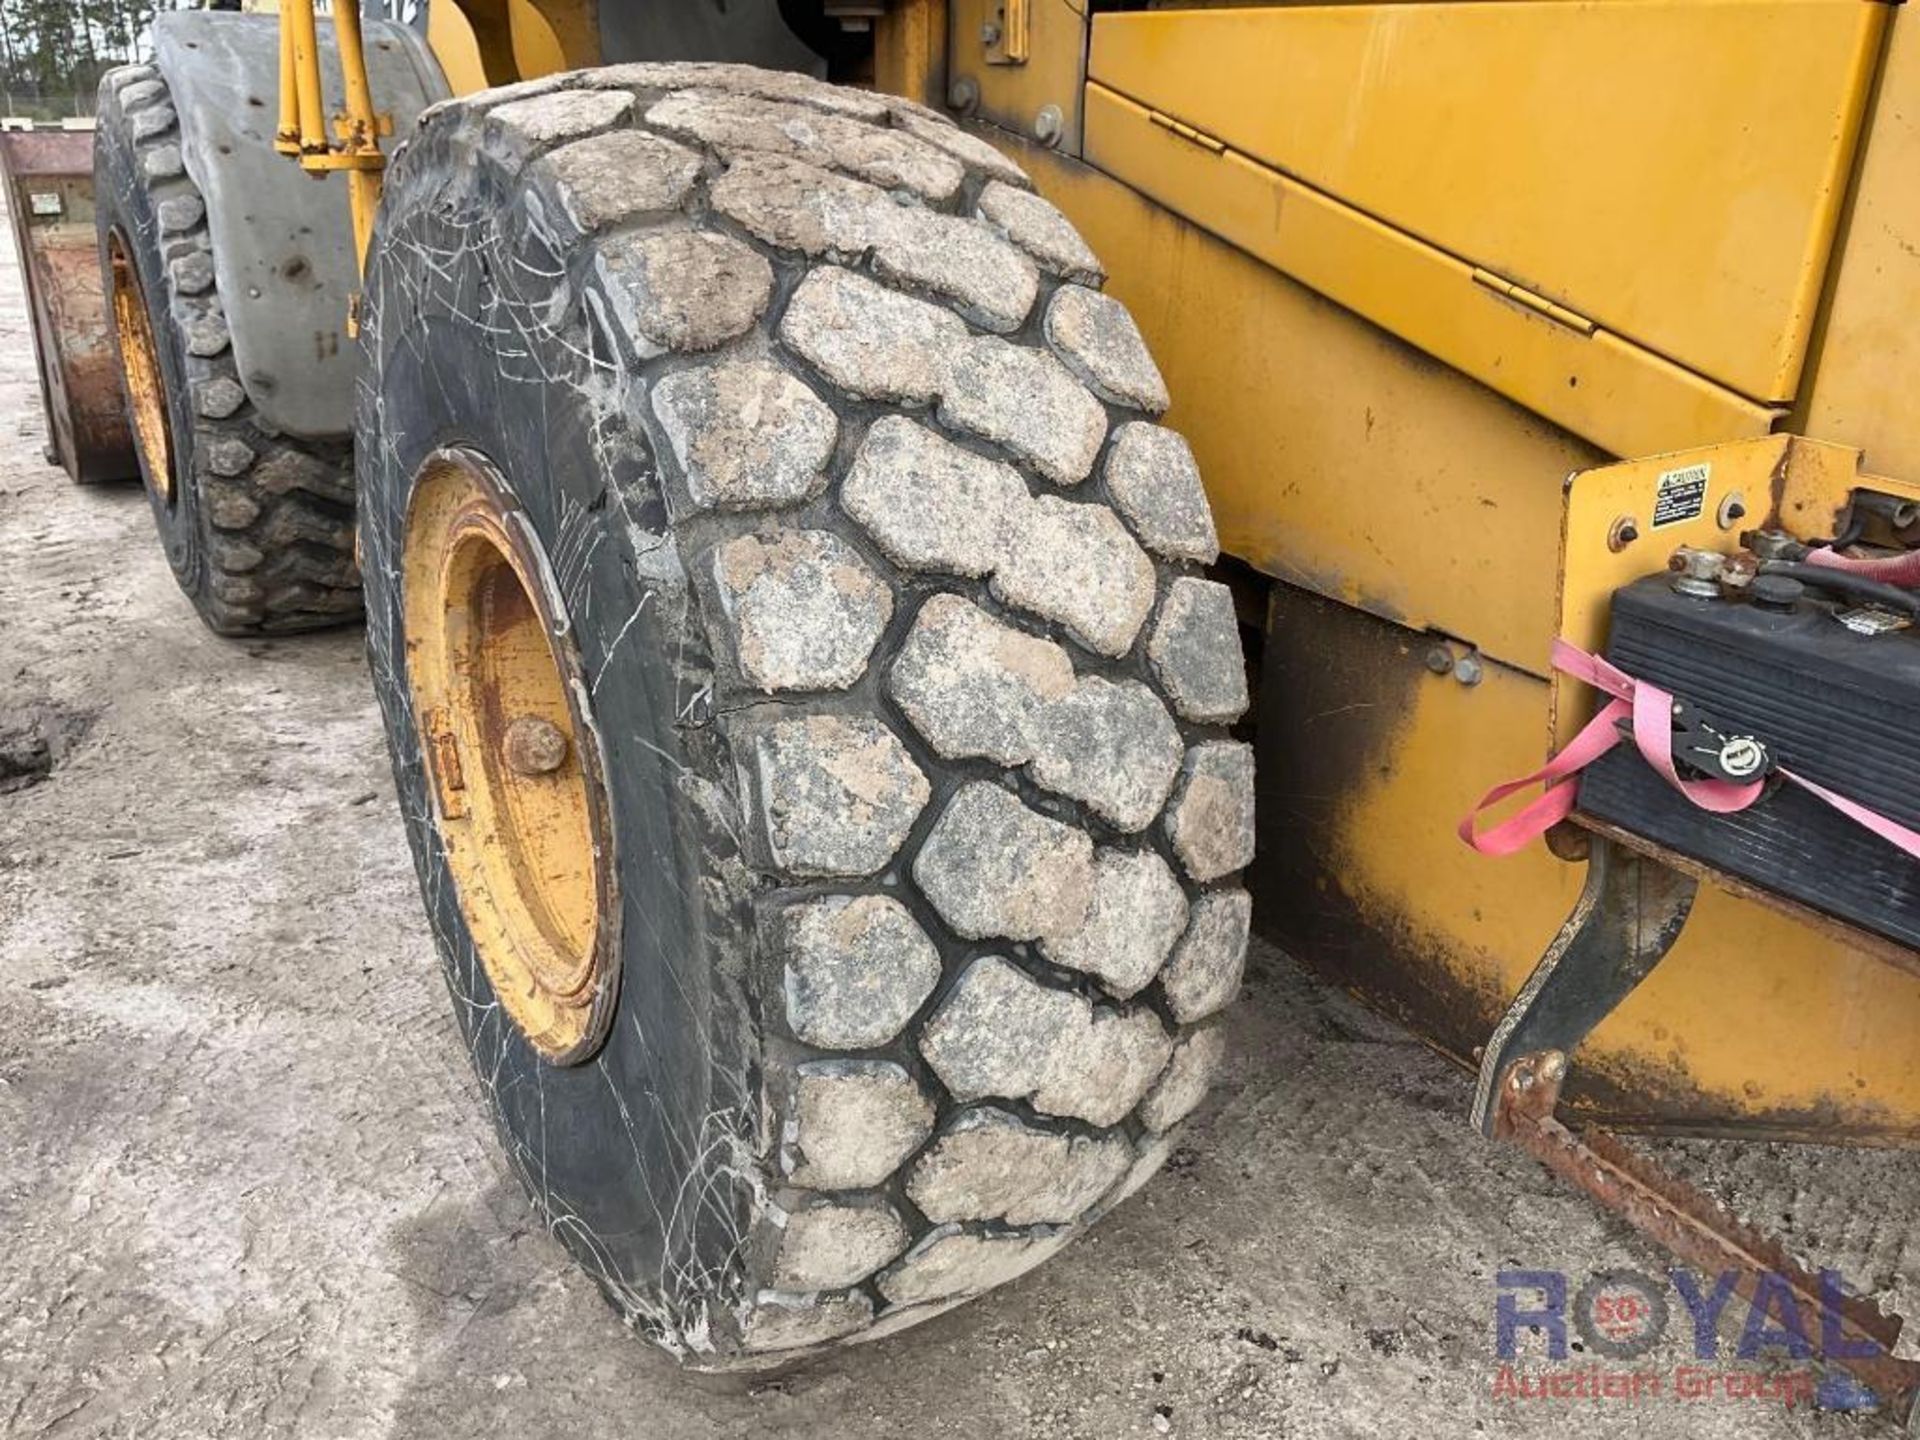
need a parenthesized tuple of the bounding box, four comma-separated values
(1033, 104, 1064, 146)
(502, 716, 568, 776)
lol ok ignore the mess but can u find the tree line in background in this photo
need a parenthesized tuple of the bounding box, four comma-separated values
(0, 0, 190, 118)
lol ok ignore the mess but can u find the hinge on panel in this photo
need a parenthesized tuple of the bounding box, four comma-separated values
(1470, 267, 1596, 336)
(1148, 109, 1226, 156)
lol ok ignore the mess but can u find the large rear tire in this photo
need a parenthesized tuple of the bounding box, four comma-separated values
(94, 64, 360, 635)
(358, 64, 1255, 1363)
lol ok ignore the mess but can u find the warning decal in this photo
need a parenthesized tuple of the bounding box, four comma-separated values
(1652, 463, 1710, 528)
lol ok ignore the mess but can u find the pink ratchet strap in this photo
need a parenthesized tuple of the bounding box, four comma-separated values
(1460, 639, 1920, 862)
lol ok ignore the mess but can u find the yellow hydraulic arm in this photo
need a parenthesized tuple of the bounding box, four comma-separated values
(273, 0, 389, 272)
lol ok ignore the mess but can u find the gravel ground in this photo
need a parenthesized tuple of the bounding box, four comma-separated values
(0, 190, 1908, 1440)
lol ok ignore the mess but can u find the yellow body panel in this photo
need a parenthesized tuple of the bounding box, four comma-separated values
(1018, 126, 1602, 673)
(1802, 12, 1920, 483)
(425, 0, 596, 98)
(1091, 0, 1887, 406)
(980, 1, 1920, 1136)
(1010, 129, 1920, 1136)
(1081, 82, 1780, 486)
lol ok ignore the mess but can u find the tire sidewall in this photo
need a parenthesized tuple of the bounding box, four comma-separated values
(357, 133, 760, 1337)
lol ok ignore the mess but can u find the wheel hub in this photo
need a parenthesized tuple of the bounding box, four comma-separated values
(401, 449, 619, 1064)
(108, 230, 172, 502)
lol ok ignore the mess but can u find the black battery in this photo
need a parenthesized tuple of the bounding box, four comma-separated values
(1575, 572, 1920, 950)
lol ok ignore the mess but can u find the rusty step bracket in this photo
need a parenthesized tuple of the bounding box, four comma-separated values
(1495, 1052, 1920, 1421)
(1479, 834, 1920, 1422)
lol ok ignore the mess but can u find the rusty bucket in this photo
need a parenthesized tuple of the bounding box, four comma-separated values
(0, 124, 137, 484)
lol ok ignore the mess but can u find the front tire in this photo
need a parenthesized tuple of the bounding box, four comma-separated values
(94, 63, 360, 635)
(358, 64, 1255, 1363)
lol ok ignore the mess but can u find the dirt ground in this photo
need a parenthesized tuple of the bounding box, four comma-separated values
(2, 194, 1914, 1440)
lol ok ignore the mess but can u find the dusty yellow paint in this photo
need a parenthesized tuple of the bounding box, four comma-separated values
(1802, 12, 1920, 485)
(1090, 0, 1887, 407)
(1081, 82, 1781, 474)
(1010, 136, 1601, 675)
(275, 0, 327, 156)
(332, 0, 386, 273)
(961, 0, 1920, 1136)
(987, 0, 1030, 65)
(522, 0, 599, 72)
(403, 450, 617, 1065)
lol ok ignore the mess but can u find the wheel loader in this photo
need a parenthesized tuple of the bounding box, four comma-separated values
(47, 0, 1920, 1408)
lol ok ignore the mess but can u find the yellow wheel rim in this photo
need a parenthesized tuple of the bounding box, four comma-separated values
(108, 230, 172, 502)
(401, 449, 619, 1064)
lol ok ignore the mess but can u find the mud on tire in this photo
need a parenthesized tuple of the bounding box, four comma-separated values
(358, 65, 1256, 1363)
(94, 64, 360, 635)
